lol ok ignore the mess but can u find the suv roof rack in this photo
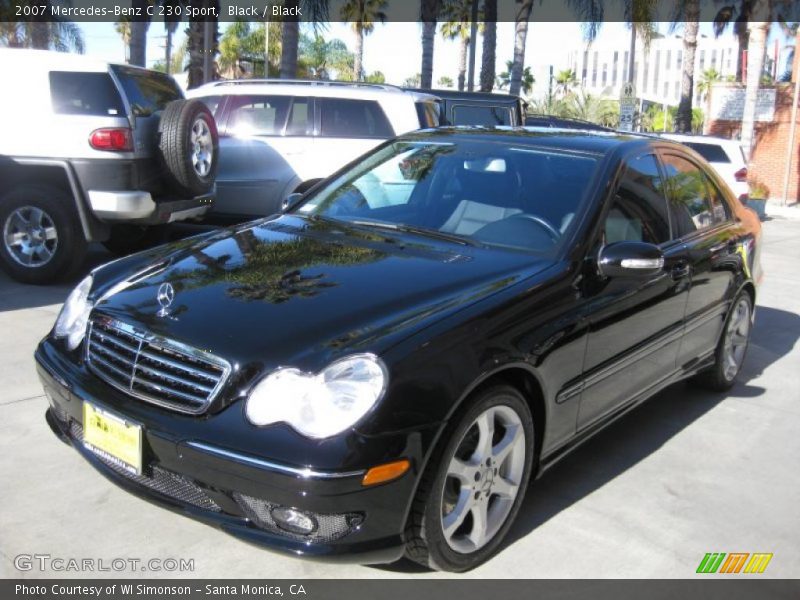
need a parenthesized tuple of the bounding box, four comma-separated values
(204, 78, 405, 93)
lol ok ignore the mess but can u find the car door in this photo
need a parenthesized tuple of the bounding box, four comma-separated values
(659, 152, 741, 368)
(215, 94, 313, 217)
(577, 153, 691, 430)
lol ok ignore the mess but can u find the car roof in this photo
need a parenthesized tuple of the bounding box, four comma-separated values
(189, 79, 438, 101)
(0, 48, 126, 73)
(660, 133, 742, 147)
(402, 126, 661, 155)
(404, 88, 523, 102)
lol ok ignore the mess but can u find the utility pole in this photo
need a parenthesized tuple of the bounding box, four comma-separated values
(467, 0, 479, 91)
(202, 20, 213, 84)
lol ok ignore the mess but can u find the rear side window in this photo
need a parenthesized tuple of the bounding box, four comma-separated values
(196, 95, 223, 117)
(684, 142, 730, 163)
(451, 104, 512, 126)
(415, 101, 440, 128)
(319, 98, 393, 138)
(111, 66, 183, 116)
(49, 71, 125, 116)
(605, 154, 670, 245)
(226, 95, 292, 136)
(662, 154, 730, 236)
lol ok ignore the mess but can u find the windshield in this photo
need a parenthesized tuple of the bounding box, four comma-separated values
(297, 139, 599, 254)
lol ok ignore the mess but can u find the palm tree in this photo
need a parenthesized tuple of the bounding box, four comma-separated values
(697, 68, 722, 102)
(554, 68, 578, 98)
(670, 0, 701, 133)
(439, 0, 480, 92)
(438, 75, 455, 87)
(420, 0, 441, 89)
(496, 60, 534, 94)
(479, 0, 497, 92)
(114, 21, 131, 61)
(340, 0, 388, 82)
(0, 1, 84, 53)
(713, 0, 756, 82)
(279, 0, 330, 79)
(509, 0, 534, 97)
(127, 0, 150, 67)
(566, 91, 620, 127)
(187, 0, 220, 88)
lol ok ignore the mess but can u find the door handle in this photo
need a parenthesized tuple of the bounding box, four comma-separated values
(671, 261, 691, 280)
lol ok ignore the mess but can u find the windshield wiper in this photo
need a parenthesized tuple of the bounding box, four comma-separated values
(349, 220, 479, 247)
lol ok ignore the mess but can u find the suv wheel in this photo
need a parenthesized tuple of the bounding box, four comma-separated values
(405, 384, 534, 571)
(0, 185, 87, 284)
(158, 99, 219, 197)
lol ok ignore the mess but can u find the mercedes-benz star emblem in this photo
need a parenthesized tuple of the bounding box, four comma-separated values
(156, 282, 175, 317)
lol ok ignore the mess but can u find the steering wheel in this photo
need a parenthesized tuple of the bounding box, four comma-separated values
(507, 214, 561, 242)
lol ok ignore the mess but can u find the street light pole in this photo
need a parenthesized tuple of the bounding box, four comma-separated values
(780, 71, 800, 206)
(467, 0, 479, 92)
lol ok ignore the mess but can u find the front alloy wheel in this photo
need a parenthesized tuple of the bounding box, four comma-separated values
(405, 384, 534, 572)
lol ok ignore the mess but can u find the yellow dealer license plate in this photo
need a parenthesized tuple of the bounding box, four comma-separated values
(83, 403, 142, 476)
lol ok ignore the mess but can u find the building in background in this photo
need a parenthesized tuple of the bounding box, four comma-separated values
(567, 33, 740, 107)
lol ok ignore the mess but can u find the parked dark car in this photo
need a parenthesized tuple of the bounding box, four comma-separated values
(405, 88, 526, 126)
(524, 113, 614, 131)
(37, 128, 761, 572)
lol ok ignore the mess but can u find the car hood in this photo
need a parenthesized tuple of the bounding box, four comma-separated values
(91, 215, 553, 376)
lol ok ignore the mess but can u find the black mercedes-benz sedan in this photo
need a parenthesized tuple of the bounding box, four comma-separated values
(36, 128, 762, 572)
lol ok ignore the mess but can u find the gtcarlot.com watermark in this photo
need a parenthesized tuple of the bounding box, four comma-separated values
(14, 553, 195, 573)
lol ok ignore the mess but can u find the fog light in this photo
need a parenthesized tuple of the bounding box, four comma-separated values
(270, 506, 318, 535)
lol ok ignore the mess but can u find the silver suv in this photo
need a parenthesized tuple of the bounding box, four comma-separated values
(0, 49, 219, 284)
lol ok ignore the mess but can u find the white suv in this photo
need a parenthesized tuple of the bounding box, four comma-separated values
(188, 80, 439, 219)
(660, 134, 749, 201)
(0, 49, 218, 284)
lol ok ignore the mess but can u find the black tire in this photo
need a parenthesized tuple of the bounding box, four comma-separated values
(0, 184, 87, 285)
(102, 224, 169, 256)
(692, 291, 754, 392)
(404, 384, 534, 572)
(158, 99, 218, 197)
(293, 178, 323, 195)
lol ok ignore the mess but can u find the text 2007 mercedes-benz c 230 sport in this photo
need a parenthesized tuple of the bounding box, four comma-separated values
(36, 128, 761, 572)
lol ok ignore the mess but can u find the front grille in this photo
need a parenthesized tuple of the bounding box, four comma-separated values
(86, 317, 230, 415)
(234, 493, 363, 543)
(69, 420, 221, 512)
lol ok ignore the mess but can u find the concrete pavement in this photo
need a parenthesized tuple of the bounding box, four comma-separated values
(1, 220, 798, 579)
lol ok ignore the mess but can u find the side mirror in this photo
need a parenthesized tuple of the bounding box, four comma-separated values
(597, 241, 665, 278)
(281, 192, 304, 213)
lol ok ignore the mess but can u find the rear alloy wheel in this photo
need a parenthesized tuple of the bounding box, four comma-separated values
(405, 384, 534, 572)
(693, 291, 753, 391)
(0, 185, 87, 284)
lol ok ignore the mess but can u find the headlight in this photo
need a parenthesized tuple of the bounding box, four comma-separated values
(54, 275, 93, 350)
(245, 354, 388, 439)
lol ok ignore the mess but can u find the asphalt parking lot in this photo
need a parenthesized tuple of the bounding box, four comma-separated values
(1, 216, 798, 579)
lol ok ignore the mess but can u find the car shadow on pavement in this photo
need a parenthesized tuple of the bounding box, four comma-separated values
(374, 305, 800, 573)
(0, 246, 113, 312)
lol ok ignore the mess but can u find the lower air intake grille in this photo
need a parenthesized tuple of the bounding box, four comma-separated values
(85, 316, 230, 415)
(69, 421, 221, 512)
(233, 493, 362, 543)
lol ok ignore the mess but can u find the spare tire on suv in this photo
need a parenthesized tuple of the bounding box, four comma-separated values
(158, 99, 219, 197)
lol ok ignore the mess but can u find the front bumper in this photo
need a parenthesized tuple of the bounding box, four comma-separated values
(36, 341, 413, 564)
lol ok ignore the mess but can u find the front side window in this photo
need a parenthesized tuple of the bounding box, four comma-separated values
(604, 154, 670, 245)
(49, 71, 125, 116)
(319, 98, 393, 138)
(297, 140, 599, 255)
(450, 104, 512, 126)
(661, 154, 729, 237)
